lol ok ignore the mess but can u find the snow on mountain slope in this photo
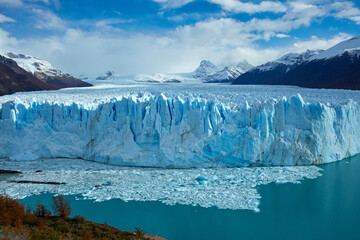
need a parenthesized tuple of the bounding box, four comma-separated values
(81, 72, 200, 85)
(3, 52, 62, 77)
(193, 60, 253, 83)
(204, 66, 241, 83)
(311, 36, 360, 60)
(254, 36, 360, 72)
(1, 84, 360, 168)
(257, 50, 322, 71)
(133, 73, 183, 83)
(1, 51, 91, 89)
(81, 60, 253, 85)
(205, 61, 253, 83)
(193, 60, 218, 79)
(233, 37, 360, 90)
(96, 71, 115, 80)
(235, 60, 254, 73)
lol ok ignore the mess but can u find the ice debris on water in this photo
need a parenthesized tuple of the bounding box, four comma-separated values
(0, 158, 322, 212)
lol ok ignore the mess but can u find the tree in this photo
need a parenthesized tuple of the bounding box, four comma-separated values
(51, 195, 71, 218)
(0, 195, 25, 227)
(135, 227, 146, 240)
(34, 201, 51, 218)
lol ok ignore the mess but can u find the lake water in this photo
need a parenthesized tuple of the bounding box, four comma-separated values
(20, 155, 360, 240)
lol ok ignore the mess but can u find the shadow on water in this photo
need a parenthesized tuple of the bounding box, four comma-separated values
(21, 155, 360, 240)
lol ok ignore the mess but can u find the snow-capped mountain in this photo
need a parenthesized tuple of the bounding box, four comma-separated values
(233, 36, 360, 90)
(0, 51, 91, 95)
(82, 71, 191, 84)
(256, 50, 322, 72)
(4, 52, 62, 77)
(235, 61, 254, 73)
(133, 73, 182, 83)
(96, 70, 116, 80)
(193, 60, 219, 79)
(193, 60, 253, 83)
(310, 36, 360, 60)
(0, 54, 54, 96)
(79, 59, 253, 85)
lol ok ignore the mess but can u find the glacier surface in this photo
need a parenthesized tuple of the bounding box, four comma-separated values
(1, 84, 360, 167)
(0, 158, 322, 212)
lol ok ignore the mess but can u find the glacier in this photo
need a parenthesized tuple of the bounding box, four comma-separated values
(1, 84, 360, 167)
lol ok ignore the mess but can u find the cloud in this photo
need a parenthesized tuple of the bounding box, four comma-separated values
(0, 14, 16, 23)
(276, 33, 290, 38)
(153, 0, 288, 13)
(32, 9, 66, 30)
(0, 0, 357, 76)
(0, 28, 18, 47)
(207, 0, 287, 14)
(206, 0, 360, 25)
(330, 1, 360, 25)
(0, 0, 23, 6)
(152, 0, 194, 8)
(27, 0, 61, 9)
(95, 18, 132, 28)
(291, 33, 353, 52)
(3, 16, 348, 76)
(1, 17, 353, 76)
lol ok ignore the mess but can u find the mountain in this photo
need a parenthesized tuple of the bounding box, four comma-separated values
(133, 73, 182, 83)
(233, 37, 360, 90)
(0, 52, 91, 95)
(96, 70, 116, 80)
(193, 60, 253, 83)
(193, 60, 219, 79)
(0, 55, 55, 96)
(83, 71, 186, 84)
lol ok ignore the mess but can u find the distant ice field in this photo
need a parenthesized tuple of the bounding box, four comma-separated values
(1, 83, 359, 107)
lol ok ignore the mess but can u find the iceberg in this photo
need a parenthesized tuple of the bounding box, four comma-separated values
(0, 84, 360, 167)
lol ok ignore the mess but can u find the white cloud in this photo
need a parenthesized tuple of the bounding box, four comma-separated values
(330, 1, 360, 25)
(95, 18, 132, 28)
(0, 0, 23, 6)
(32, 9, 66, 30)
(291, 33, 353, 52)
(3, 16, 346, 76)
(152, 0, 194, 8)
(276, 33, 290, 38)
(0, 28, 18, 47)
(206, 0, 360, 25)
(0, 14, 15, 23)
(0, 1, 357, 76)
(207, 0, 287, 14)
(1, 20, 353, 76)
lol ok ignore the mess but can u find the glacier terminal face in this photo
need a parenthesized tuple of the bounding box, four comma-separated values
(1, 84, 360, 167)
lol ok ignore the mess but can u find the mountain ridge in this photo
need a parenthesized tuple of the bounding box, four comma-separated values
(233, 36, 360, 90)
(0, 52, 92, 96)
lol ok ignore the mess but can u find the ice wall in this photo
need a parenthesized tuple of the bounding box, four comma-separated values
(1, 93, 359, 167)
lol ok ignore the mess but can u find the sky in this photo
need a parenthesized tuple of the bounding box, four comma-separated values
(0, 0, 360, 76)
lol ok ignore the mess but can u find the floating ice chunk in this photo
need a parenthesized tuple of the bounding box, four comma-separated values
(196, 176, 209, 185)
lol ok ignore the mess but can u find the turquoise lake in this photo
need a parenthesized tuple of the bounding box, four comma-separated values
(20, 155, 360, 240)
